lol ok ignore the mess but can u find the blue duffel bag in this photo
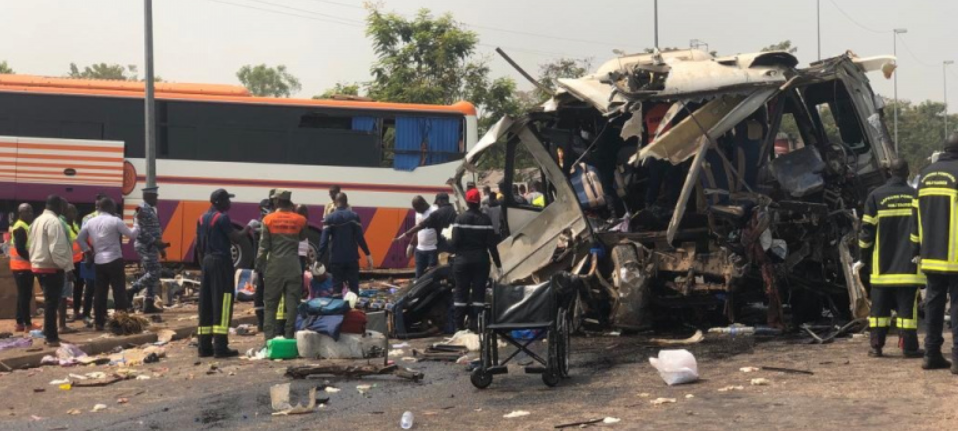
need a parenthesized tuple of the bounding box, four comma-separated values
(298, 297, 350, 316)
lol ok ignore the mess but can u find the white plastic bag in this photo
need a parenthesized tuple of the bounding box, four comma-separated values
(648, 349, 699, 386)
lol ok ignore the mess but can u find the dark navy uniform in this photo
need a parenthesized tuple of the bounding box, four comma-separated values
(449, 207, 502, 331)
(859, 176, 924, 354)
(196, 208, 236, 356)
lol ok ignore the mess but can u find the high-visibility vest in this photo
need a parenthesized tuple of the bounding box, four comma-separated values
(69, 222, 82, 263)
(8, 220, 31, 271)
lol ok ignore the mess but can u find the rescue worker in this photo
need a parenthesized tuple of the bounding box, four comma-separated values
(66, 204, 88, 322)
(449, 188, 502, 332)
(195, 188, 251, 358)
(912, 134, 958, 372)
(394, 192, 457, 253)
(130, 187, 169, 313)
(10, 203, 36, 332)
(256, 189, 307, 341)
(29, 195, 74, 347)
(859, 160, 924, 358)
(318, 193, 372, 294)
(250, 193, 275, 331)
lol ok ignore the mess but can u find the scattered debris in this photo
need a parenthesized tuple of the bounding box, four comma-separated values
(388, 349, 404, 357)
(685, 394, 695, 399)
(356, 384, 373, 396)
(401, 357, 417, 363)
(603, 417, 621, 424)
(649, 349, 699, 386)
(650, 398, 677, 405)
(107, 312, 150, 335)
(324, 387, 341, 394)
(0, 337, 32, 352)
(234, 324, 257, 336)
(155, 329, 176, 345)
(650, 330, 704, 345)
(49, 379, 70, 385)
(750, 378, 771, 386)
(761, 366, 814, 375)
(718, 385, 745, 392)
(91, 404, 107, 413)
(285, 364, 424, 382)
(555, 418, 603, 429)
(637, 393, 650, 398)
(503, 410, 530, 418)
(270, 383, 317, 416)
(116, 398, 128, 404)
(66, 408, 81, 415)
(739, 367, 761, 373)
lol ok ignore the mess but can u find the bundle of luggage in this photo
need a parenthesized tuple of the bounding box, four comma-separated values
(294, 296, 367, 341)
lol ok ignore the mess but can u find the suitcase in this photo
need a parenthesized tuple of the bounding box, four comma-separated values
(341, 309, 367, 334)
(570, 163, 607, 209)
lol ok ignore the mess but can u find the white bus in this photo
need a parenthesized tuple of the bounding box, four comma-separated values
(0, 75, 478, 269)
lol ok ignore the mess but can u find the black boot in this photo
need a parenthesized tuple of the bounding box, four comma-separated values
(125, 289, 137, 311)
(213, 335, 239, 358)
(952, 351, 958, 375)
(142, 300, 163, 314)
(922, 351, 952, 370)
(453, 306, 467, 332)
(198, 334, 213, 358)
(899, 330, 923, 358)
(256, 309, 264, 332)
(869, 327, 887, 358)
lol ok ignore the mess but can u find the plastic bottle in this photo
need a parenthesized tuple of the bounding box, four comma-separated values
(707, 326, 755, 336)
(400, 411, 414, 429)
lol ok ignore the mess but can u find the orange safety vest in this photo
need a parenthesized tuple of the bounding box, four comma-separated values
(69, 222, 83, 263)
(8, 220, 31, 271)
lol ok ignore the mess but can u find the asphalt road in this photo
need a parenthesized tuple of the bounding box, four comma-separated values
(1, 329, 956, 431)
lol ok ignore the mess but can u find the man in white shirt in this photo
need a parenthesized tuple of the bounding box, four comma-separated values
(28, 195, 74, 346)
(406, 196, 438, 279)
(77, 198, 139, 331)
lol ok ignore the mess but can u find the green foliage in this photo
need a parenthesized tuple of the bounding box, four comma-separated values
(761, 40, 798, 54)
(363, 7, 518, 132)
(236, 64, 301, 98)
(314, 82, 361, 99)
(68, 62, 138, 80)
(536, 58, 591, 101)
(890, 99, 957, 172)
(0, 61, 13, 74)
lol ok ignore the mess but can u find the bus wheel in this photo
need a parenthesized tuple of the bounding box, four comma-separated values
(232, 230, 255, 269)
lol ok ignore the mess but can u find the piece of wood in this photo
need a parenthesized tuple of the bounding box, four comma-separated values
(285, 364, 423, 382)
(555, 418, 604, 429)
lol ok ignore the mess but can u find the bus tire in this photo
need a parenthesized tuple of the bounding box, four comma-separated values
(232, 228, 255, 269)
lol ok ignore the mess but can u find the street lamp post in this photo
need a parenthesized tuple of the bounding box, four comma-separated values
(144, 0, 156, 189)
(945, 61, 954, 141)
(893, 28, 907, 153)
(817, 0, 821, 61)
(653, 0, 659, 49)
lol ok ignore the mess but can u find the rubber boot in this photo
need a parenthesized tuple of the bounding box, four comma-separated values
(899, 330, 923, 358)
(952, 350, 958, 375)
(198, 334, 214, 358)
(256, 309, 264, 332)
(922, 350, 952, 370)
(868, 327, 887, 358)
(142, 300, 163, 314)
(213, 335, 239, 358)
(453, 306, 467, 332)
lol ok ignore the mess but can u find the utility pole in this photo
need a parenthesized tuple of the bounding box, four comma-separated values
(893, 28, 907, 153)
(945, 61, 954, 141)
(144, 0, 157, 189)
(653, 0, 659, 49)
(816, 0, 821, 60)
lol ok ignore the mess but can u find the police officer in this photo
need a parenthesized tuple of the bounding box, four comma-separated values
(449, 188, 502, 332)
(913, 134, 958, 373)
(195, 189, 251, 358)
(256, 189, 307, 341)
(130, 187, 168, 313)
(859, 160, 925, 358)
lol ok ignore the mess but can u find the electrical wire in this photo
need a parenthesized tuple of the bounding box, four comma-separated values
(896, 35, 938, 68)
(245, 0, 365, 25)
(206, 0, 363, 27)
(826, 0, 888, 34)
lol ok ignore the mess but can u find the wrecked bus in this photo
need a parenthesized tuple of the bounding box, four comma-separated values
(452, 49, 896, 331)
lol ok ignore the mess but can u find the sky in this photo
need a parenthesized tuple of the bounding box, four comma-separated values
(2, 0, 957, 107)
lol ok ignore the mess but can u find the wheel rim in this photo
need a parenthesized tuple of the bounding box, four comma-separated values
(230, 243, 242, 268)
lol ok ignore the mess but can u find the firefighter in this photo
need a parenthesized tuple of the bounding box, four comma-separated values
(913, 134, 958, 372)
(859, 159, 924, 358)
(449, 188, 503, 332)
(10, 203, 35, 332)
(195, 189, 252, 358)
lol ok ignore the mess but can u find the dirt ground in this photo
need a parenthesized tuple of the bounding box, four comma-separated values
(0, 327, 955, 431)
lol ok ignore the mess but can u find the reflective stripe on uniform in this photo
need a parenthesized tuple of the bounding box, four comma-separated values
(858, 240, 873, 249)
(276, 295, 286, 320)
(868, 317, 891, 328)
(921, 259, 958, 273)
(198, 326, 212, 335)
(9, 220, 31, 270)
(870, 273, 926, 286)
(862, 214, 877, 225)
(451, 223, 494, 230)
(213, 293, 233, 335)
(897, 316, 918, 329)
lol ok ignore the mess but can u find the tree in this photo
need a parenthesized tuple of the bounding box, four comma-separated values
(314, 82, 361, 99)
(364, 7, 519, 131)
(761, 40, 798, 54)
(68, 62, 139, 80)
(236, 64, 301, 98)
(536, 58, 591, 101)
(0, 61, 13, 74)
(889, 99, 957, 172)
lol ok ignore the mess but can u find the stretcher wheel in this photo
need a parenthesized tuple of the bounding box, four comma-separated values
(542, 371, 560, 387)
(471, 369, 492, 389)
